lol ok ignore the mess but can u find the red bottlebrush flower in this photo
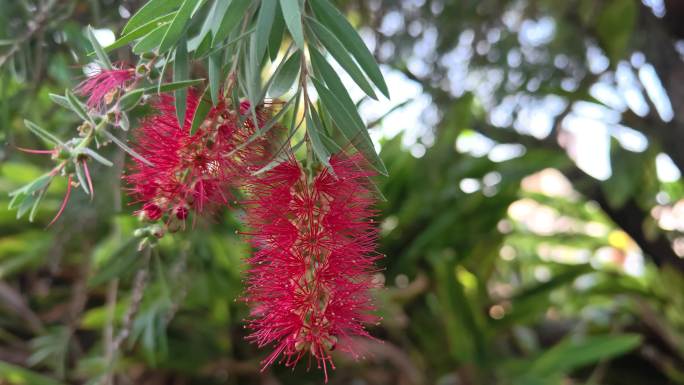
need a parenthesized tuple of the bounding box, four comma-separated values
(243, 154, 381, 382)
(125, 90, 275, 225)
(76, 66, 134, 110)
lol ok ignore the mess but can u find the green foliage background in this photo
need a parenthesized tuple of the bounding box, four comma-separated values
(2, 0, 684, 384)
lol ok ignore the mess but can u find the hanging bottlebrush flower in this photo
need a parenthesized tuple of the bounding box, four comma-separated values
(242, 154, 381, 381)
(76, 66, 135, 111)
(125, 90, 275, 228)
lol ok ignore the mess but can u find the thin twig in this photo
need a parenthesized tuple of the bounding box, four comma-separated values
(112, 248, 151, 352)
(0, 0, 57, 68)
(103, 279, 119, 385)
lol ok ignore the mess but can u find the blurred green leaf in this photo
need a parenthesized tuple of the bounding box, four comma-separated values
(307, 17, 376, 99)
(310, 0, 389, 97)
(280, 0, 305, 50)
(122, 0, 183, 35)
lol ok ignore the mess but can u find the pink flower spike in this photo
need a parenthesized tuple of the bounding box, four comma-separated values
(47, 175, 72, 228)
(76, 67, 134, 111)
(82, 159, 94, 200)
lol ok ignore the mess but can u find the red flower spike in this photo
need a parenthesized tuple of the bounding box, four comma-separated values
(242, 154, 381, 382)
(76, 67, 134, 111)
(125, 89, 276, 225)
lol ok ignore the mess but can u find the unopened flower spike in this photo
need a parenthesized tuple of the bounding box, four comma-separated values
(76, 65, 135, 111)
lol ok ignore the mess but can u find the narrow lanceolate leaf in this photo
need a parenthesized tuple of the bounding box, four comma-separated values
(65, 89, 94, 124)
(199, 26, 254, 59)
(118, 89, 144, 111)
(105, 13, 176, 52)
(311, 78, 387, 175)
(190, 88, 212, 135)
(24, 120, 64, 146)
(86, 26, 112, 70)
(100, 129, 153, 167)
(10, 173, 52, 197)
(81, 147, 114, 167)
(48, 93, 71, 110)
(269, 3, 285, 61)
(310, 0, 389, 98)
(213, 0, 251, 47)
(132, 25, 168, 54)
(158, 0, 196, 53)
(245, 34, 262, 124)
(269, 50, 300, 98)
(307, 17, 376, 99)
(255, 0, 278, 61)
(280, 0, 304, 50)
(29, 188, 47, 222)
(309, 46, 364, 131)
(208, 51, 221, 105)
(122, 0, 183, 35)
(307, 108, 332, 170)
(192, 0, 231, 57)
(74, 160, 90, 196)
(174, 38, 189, 129)
(147, 79, 204, 94)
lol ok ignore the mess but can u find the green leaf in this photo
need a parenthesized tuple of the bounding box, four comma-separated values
(65, 89, 93, 124)
(74, 160, 90, 196)
(268, 3, 285, 61)
(88, 238, 140, 287)
(10, 173, 53, 198)
(146, 79, 204, 94)
(245, 33, 262, 122)
(255, 0, 278, 61)
(158, 0, 196, 54)
(86, 26, 112, 70)
(132, 24, 168, 54)
(16, 194, 38, 219)
(309, 46, 364, 131)
(174, 37, 189, 128)
(28, 189, 47, 222)
(191, 0, 230, 56)
(213, 0, 251, 47)
(81, 148, 114, 167)
(190, 88, 212, 135)
(311, 77, 387, 175)
(118, 89, 144, 111)
(280, 0, 304, 50)
(24, 120, 64, 146)
(269, 50, 300, 98)
(197, 26, 254, 60)
(307, 17, 376, 99)
(529, 334, 642, 376)
(596, 0, 636, 63)
(208, 51, 221, 105)
(0, 360, 67, 385)
(48, 93, 71, 110)
(310, 0, 389, 98)
(105, 13, 176, 53)
(122, 0, 183, 35)
(307, 108, 332, 169)
(100, 129, 153, 167)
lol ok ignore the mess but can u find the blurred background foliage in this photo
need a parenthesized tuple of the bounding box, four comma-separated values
(2, 0, 684, 384)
